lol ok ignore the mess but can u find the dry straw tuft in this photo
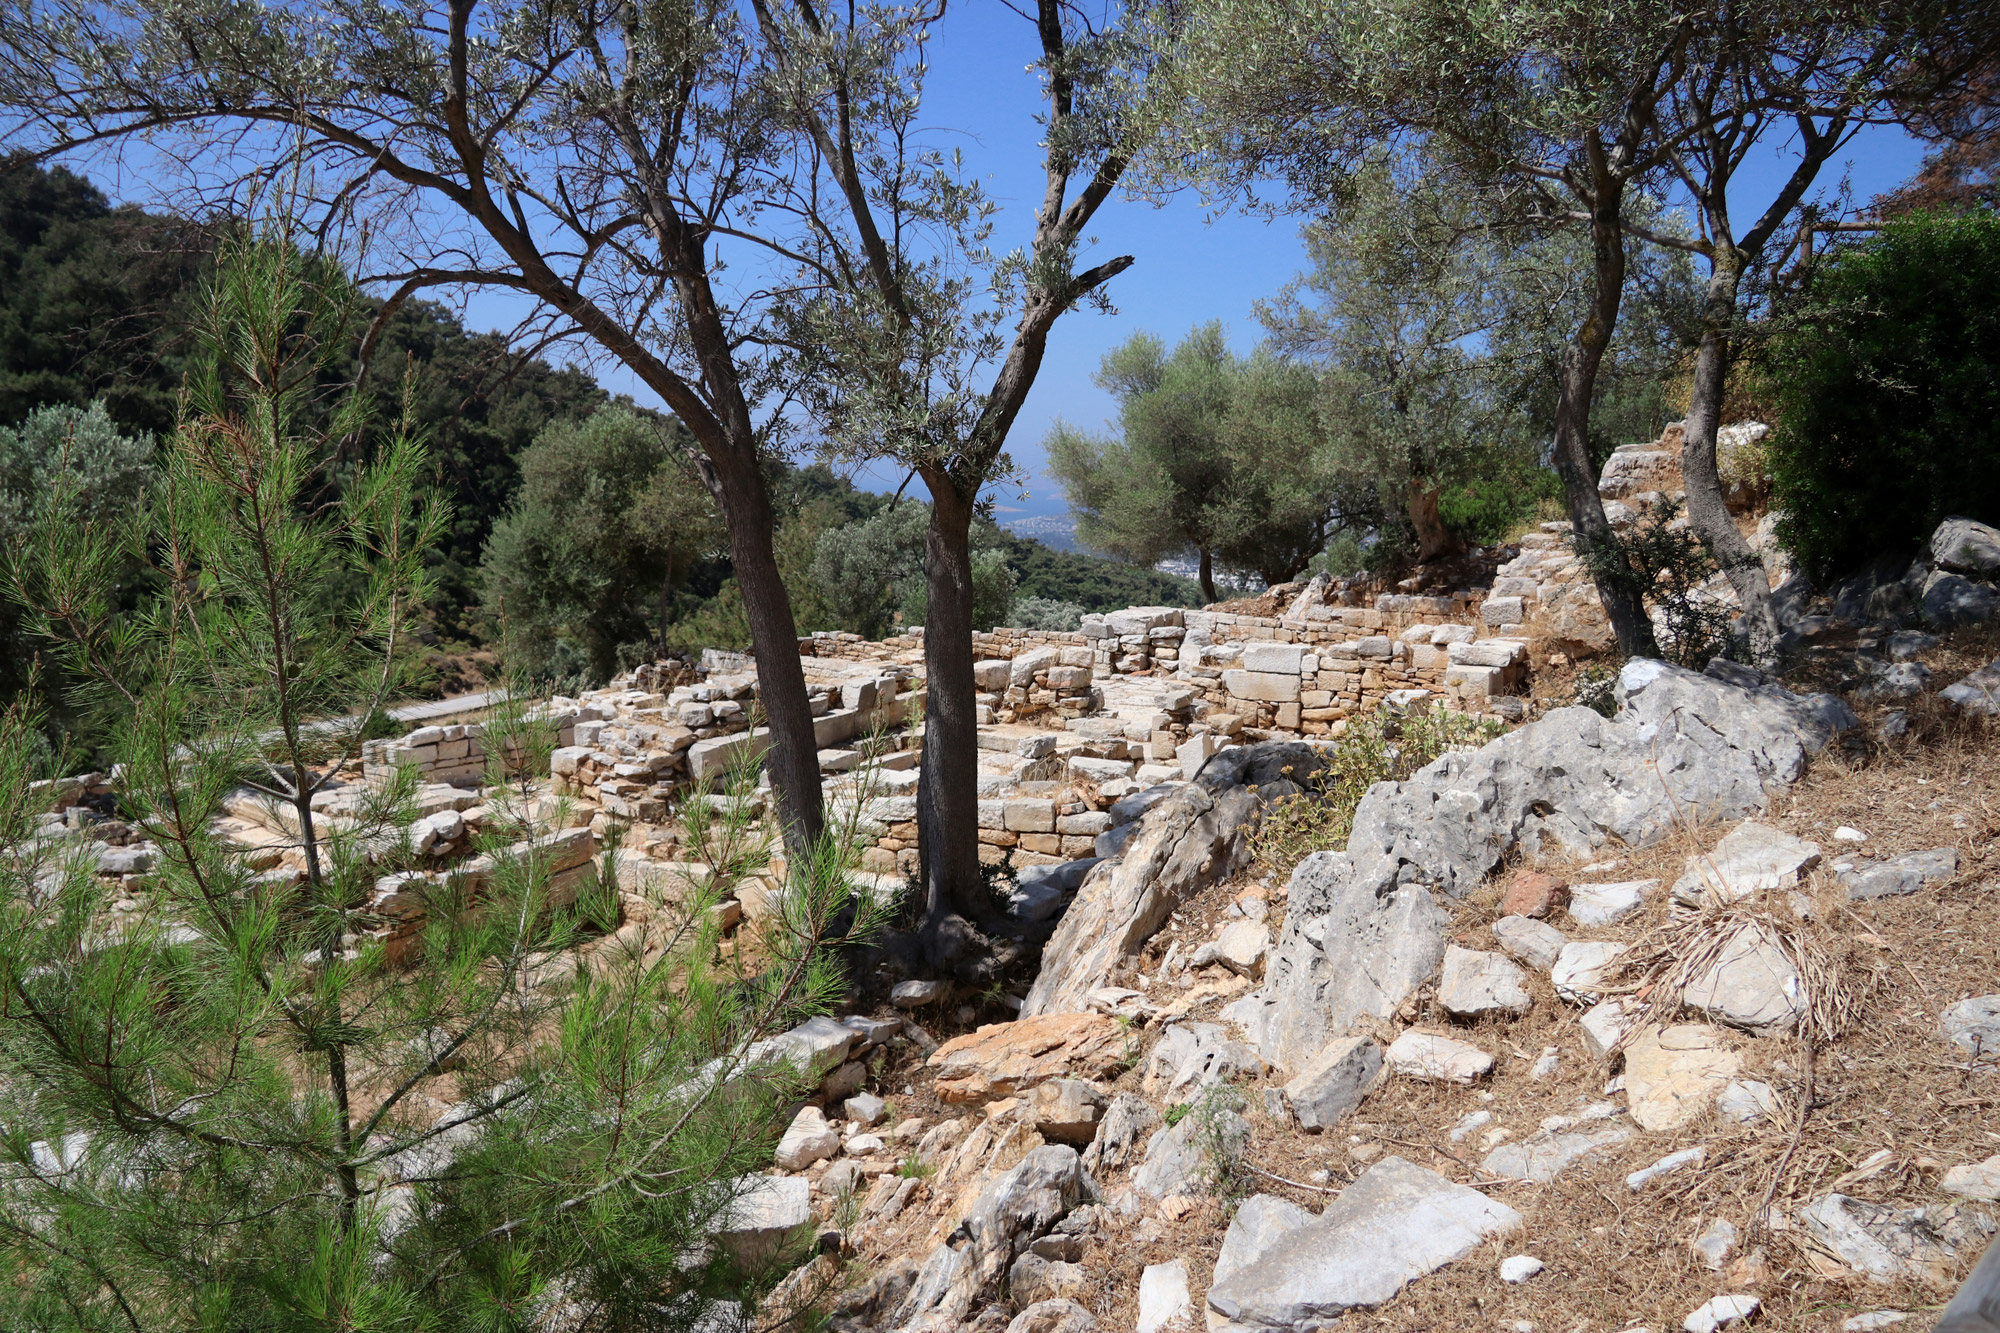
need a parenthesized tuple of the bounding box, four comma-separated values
(1601, 904, 1870, 1048)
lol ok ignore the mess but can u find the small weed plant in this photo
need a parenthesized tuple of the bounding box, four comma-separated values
(1252, 704, 1502, 876)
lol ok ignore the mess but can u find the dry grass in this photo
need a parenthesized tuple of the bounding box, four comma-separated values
(1065, 637, 2000, 1333)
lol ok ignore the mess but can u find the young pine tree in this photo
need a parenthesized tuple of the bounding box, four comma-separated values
(0, 231, 874, 1331)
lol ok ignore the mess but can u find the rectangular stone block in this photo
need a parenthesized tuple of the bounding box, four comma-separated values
(1019, 832, 1062, 855)
(1481, 595, 1526, 627)
(1449, 638, 1527, 669)
(972, 659, 1012, 691)
(1240, 641, 1305, 674)
(1223, 669, 1302, 703)
(1002, 797, 1056, 833)
(1445, 664, 1504, 698)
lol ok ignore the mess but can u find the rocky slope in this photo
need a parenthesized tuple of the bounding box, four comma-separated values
(734, 607, 2000, 1333)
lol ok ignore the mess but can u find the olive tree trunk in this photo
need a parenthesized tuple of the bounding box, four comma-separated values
(913, 482, 1004, 976)
(1679, 252, 1781, 668)
(1554, 155, 1659, 660)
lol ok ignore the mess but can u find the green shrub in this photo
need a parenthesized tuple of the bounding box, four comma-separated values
(1010, 596, 1085, 630)
(1571, 498, 1731, 668)
(1763, 210, 2000, 578)
(1251, 705, 1502, 876)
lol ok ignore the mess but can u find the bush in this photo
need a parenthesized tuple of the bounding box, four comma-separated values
(479, 406, 723, 683)
(1009, 596, 1085, 631)
(1572, 499, 1732, 668)
(1764, 209, 2000, 578)
(1251, 705, 1502, 876)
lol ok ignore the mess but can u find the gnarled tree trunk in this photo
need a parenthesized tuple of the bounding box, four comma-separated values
(913, 480, 1006, 978)
(1407, 476, 1460, 564)
(1680, 252, 1780, 668)
(1555, 155, 1659, 660)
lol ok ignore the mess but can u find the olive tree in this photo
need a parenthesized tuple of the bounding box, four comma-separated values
(766, 0, 1141, 974)
(1144, 0, 1996, 658)
(0, 0, 979, 856)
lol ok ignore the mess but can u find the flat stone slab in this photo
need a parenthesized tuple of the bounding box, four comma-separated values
(1942, 994, 2000, 1059)
(1385, 1030, 1493, 1084)
(1798, 1192, 1996, 1285)
(928, 1013, 1130, 1103)
(1205, 1157, 1523, 1327)
(1551, 940, 1626, 1004)
(1624, 1024, 1741, 1132)
(1839, 848, 1958, 900)
(1136, 1259, 1192, 1333)
(1682, 921, 1808, 1035)
(1283, 1036, 1382, 1132)
(1212, 1194, 1313, 1290)
(1672, 821, 1821, 906)
(1942, 1153, 2000, 1202)
(1481, 1124, 1635, 1183)
(1493, 915, 1568, 971)
(1567, 879, 1656, 927)
(1437, 945, 1532, 1018)
(718, 1174, 811, 1265)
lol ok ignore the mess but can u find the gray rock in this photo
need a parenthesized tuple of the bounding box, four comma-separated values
(1941, 659, 2000, 716)
(1282, 1036, 1382, 1132)
(718, 1174, 812, 1266)
(1683, 1294, 1760, 1333)
(1338, 659, 1847, 905)
(1023, 755, 1280, 1016)
(1922, 572, 2000, 629)
(1692, 1217, 1739, 1269)
(1798, 1192, 1997, 1285)
(1839, 848, 1958, 900)
(844, 1091, 888, 1127)
(892, 979, 949, 1009)
(1437, 945, 1532, 1018)
(820, 1059, 868, 1101)
(1204, 1157, 1523, 1328)
(1145, 1022, 1267, 1098)
(1551, 940, 1626, 1004)
(1005, 1300, 1098, 1333)
(1016, 857, 1102, 897)
(1887, 630, 1940, 660)
(820, 1159, 863, 1198)
(1855, 661, 1932, 702)
(1385, 1030, 1493, 1084)
(1671, 820, 1821, 906)
(1007, 878, 1069, 925)
(1942, 1153, 2000, 1202)
(1136, 1259, 1191, 1333)
(1682, 921, 1808, 1035)
(1031, 1080, 1109, 1147)
(1932, 516, 2000, 576)
(1493, 915, 1569, 971)
(1568, 879, 1655, 926)
(1191, 920, 1270, 977)
(891, 1145, 1089, 1329)
(1941, 994, 2000, 1059)
(1579, 998, 1643, 1060)
(1213, 1194, 1314, 1289)
(1481, 1124, 1635, 1183)
(1716, 1078, 1781, 1124)
(1878, 709, 1912, 740)
(1081, 1093, 1159, 1176)
(1233, 851, 1450, 1070)
(1228, 661, 1845, 1072)
(775, 1106, 840, 1170)
(1133, 1102, 1249, 1199)
(92, 844, 156, 875)
(1092, 821, 1144, 861)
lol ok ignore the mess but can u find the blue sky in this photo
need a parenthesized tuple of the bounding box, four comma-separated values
(72, 0, 1936, 522)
